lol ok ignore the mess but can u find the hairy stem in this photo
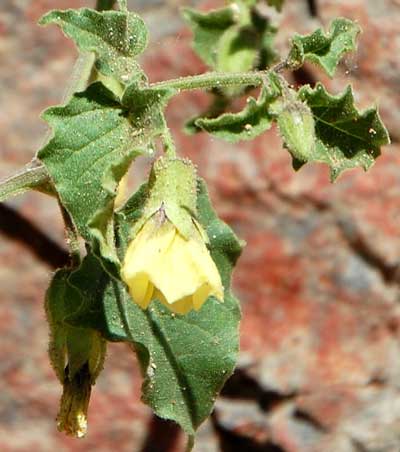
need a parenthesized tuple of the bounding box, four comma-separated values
(59, 202, 81, 267)
(150, 61, 288, 92)
(0, 163, 52, 203)
(151, 71, 266, 92)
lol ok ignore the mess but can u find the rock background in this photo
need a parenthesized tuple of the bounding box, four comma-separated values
(1, 0, 400, 451)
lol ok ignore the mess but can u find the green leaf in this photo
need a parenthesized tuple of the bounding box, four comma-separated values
(298, 83, 390, 180)
(184, 95, 230, 135)
(288, 18, 361, 77)
(121, 83, 176, 141)
(38, 82, 173, 274)
(182, 6, 237, 68)
(195, 87, 273, 142)
(39, 8, 148, 84)
(194, 73, 281, 142)
(66, 180, 242, 435)
(183, 4, 277, 98)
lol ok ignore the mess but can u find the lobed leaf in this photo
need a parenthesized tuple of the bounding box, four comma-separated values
(39, 8, 148, 84)
(298, 83, 390, 180)
(288, 18, 361, 77)
(195, 83, 278, 142)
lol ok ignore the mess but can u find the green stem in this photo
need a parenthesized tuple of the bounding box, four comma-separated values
(151, 71, 266, 92)
(0, 163, 52, 203)
(59, 202, 81, 267)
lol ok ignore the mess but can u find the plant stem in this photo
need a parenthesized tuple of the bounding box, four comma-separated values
(162, 130, 177, 158)
(151, 71, 266, 92)
(0, 163, 52, 203)
(59, 202, 82, 267)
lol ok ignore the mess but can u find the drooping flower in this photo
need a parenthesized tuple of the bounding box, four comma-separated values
(121, 157, 223, 314)
(122, 209, 223, 314)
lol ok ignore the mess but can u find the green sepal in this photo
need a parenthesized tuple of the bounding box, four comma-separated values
(298, 83, 390, 180)
(39, 8, 148, 84)
(45, 268, 107, 383)
(215, 23, 260, 98)
(287, 18, 361, 77)
(131, 158, 199, 240)
(183, 3, 277, 98)
(272, 90, 316, 164)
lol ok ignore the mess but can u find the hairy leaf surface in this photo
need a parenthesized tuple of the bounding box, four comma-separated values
(38, 82, 173, 273)
(40, 8, 148, 83)
(298, 83, 390, 180)
(288, 18, 360, 77)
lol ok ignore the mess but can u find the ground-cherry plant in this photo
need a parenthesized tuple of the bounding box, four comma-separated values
(0, 0, 390, 447)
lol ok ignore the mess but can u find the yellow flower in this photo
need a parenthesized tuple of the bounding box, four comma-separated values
(121, 210, 223, 315)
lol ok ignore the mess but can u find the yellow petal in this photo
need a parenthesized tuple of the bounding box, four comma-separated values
(155, 290, 194, 315)
(122, 216, 175, 283)
(169, 297, 194, 315)
(193, 284, 213, 311)
(127, 273, 149, 308)
(121, 213, 224, 314)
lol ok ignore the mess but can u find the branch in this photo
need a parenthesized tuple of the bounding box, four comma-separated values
(0, 163, 52, 203)
(150, 60, 288, 92)
(151, 71, 266, 92)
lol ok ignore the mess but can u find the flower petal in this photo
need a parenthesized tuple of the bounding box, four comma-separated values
(122, 216, 175, 283)
(122, 213, 224, 314)
(126, 273, 154, 309)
